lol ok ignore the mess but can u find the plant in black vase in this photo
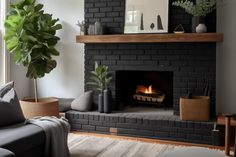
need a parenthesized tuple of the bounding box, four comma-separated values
(172, 0, 217, 33)
(87, 62, 112, 113)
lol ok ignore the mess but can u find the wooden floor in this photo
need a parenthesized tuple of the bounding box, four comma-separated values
(73, 131, 225, 150)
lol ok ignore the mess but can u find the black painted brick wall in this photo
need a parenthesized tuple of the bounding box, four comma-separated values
(85, 43, 216, 115)
(84, 0, 217, 116)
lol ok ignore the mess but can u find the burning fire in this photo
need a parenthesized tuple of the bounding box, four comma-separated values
(145, 85, 153, 94)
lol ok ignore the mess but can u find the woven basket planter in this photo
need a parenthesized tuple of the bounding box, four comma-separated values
(180, 96, 210, 121)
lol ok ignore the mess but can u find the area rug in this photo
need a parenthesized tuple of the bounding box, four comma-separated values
(68, 133, 222, 157)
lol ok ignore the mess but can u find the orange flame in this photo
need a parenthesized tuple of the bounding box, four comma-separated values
(145, 85, 152, 94)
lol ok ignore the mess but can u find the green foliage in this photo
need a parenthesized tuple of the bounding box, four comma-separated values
(4, 0, 62, 79)
(172, 0, 217, 17)
(87, 62, 112, 92)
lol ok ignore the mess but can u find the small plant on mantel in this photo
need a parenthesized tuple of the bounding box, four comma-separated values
(5, 0, 62, 102)
(172, 0, 217, 17)
(172, 0, 217, 33)
(87, 62, 112, 113)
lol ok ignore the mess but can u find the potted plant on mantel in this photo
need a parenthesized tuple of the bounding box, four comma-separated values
(87, 62, 112, 113)
(4, 0, 62, 118)
(172, 0, 217, 33)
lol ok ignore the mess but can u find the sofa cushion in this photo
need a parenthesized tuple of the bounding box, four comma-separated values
(71, 91, 93, 112)
(0, 148, 15, 157)
(0, 87, 25, 126)
(0, 82, 14, 98)
(0, 123, 45, 155)
(58, 98, 73, 112)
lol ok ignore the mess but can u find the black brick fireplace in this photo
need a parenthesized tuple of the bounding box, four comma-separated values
(66, 0, 223, 145)
(84, 0, 216, 116)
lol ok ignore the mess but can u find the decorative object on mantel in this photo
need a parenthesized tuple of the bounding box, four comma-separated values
(172, 0, 217, 33)
(94, 21, 103, 35)
(124, 0, 169, 34)
(76, 20, 86, 35)
(87, 62, 112, 113)
(196, 22, 207, 33)
(88, 24, 95, 35)
(88, 21, 104, 35)
(173, 24, 185, 34)
(4, 0, 62, 118)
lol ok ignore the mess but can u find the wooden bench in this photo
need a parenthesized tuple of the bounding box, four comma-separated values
(217, 114, 236, 156)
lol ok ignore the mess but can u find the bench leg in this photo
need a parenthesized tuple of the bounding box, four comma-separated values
(225, 116, 230, 156)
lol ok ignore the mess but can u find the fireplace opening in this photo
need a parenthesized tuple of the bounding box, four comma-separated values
(133, 85, 165, 106)
(116, 71, 173, 109)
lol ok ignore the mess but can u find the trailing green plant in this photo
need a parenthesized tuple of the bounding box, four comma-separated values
(87, 62, 112, 92)
(172, 0, 217, 17)
(4, 0, 62, 101)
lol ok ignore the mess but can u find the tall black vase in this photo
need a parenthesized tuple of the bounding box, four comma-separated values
(98, 93, 104, 113)
(103, 89, 112, 113)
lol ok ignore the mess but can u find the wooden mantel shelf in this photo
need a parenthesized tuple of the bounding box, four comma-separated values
(76, 33, 224, 44)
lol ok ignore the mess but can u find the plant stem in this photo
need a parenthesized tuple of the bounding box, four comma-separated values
(34, 79, 38, 102)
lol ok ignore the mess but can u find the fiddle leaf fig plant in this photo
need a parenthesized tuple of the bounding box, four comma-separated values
(4, 0, 62, 101)
(172, 0, 217, 17)
(87, 62, 112, 92)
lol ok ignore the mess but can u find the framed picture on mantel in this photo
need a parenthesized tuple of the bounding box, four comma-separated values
(124, 0, 169, 34)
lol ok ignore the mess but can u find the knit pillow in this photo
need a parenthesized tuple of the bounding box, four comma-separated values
(0, 82, 25, 126)
(71, 91, 93, 112)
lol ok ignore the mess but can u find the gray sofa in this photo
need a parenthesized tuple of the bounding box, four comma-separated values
(0, 123, 45, 157)
(0, 148, 15, 157)
(0, 82, 46, 157)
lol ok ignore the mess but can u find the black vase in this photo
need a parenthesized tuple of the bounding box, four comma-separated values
(103, 89, 112, 113)
(192, 16, 205, 33)
(98, 93, 104, 113)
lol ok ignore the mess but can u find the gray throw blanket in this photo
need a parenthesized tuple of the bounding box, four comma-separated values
(26, 116, 70, 157)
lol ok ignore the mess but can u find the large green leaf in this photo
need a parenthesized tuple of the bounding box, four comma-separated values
(34, 4, 43, 12)
(51, 24, 62, 30)
(6, 37, 19, 51)
(5, 0, 62, 79)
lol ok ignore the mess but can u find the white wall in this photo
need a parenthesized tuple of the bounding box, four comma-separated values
(6, 0, 30, 98)
(10, 60, 31, 99)
(0, 0, 7, 85)
(35, 0, 85, 98)
(217, 0, 236, 113)
(0, 1, 3, 84)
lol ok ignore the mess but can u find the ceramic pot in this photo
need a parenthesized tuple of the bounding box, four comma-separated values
(20, 98, 59, 118)
(103, 89, 112, 113)
(98, 93, 104, 113)
(196, 23, 207, 33)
